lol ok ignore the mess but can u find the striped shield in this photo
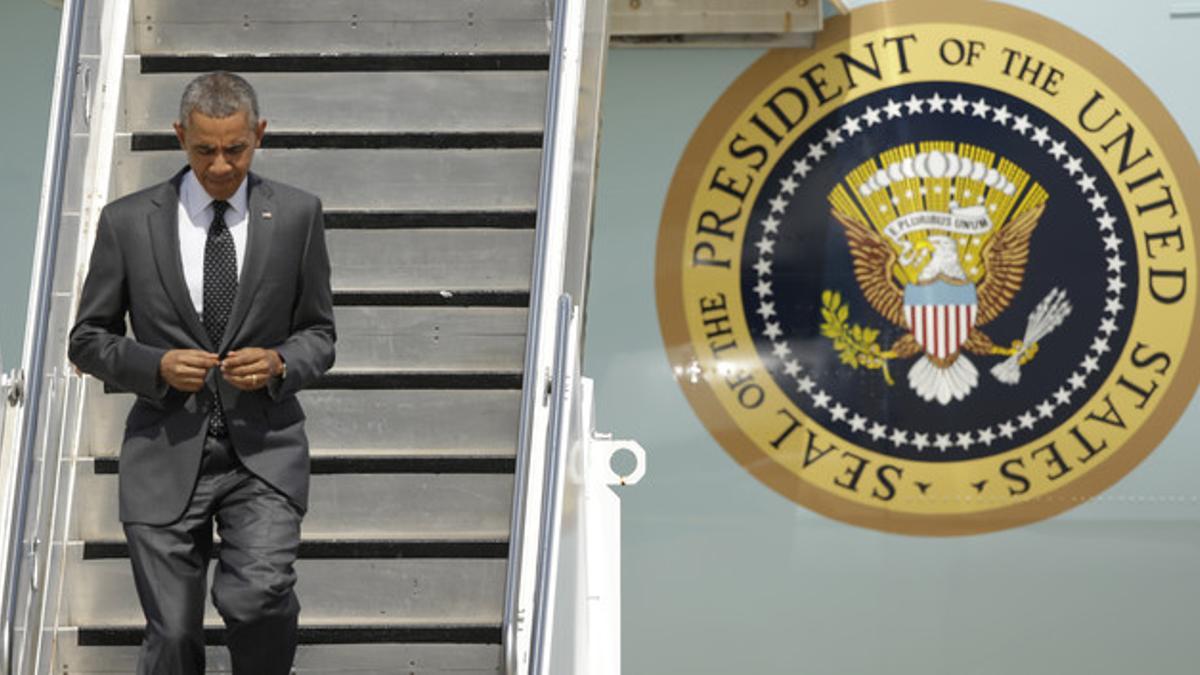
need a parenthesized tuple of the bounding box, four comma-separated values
(903, 281, 979, 360)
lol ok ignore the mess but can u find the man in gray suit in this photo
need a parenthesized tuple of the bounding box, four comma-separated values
(68, 72, 335, 675)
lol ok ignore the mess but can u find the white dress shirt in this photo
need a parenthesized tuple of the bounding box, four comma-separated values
(178, 170, 249, 318)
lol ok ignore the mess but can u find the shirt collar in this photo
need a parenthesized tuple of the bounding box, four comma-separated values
(180, 169, 249, 225)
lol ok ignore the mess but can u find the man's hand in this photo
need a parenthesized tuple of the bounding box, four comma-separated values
(221, 348, 284, 391)
(160, 350, 220, 392)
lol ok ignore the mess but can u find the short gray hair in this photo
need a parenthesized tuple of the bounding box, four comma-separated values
(177, 71, 259, 129)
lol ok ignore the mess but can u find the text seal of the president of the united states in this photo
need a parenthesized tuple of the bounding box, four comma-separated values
(657, 0, 1200, 535)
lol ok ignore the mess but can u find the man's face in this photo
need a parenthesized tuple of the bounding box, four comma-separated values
(173, 109, 267, 201)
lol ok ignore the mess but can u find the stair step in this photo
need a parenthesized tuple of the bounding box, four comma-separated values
(309, 454, 516, 474)
(333, 290, 530, 307)
(112, 146, 541, 211)
(83, 390, 521, 457)
(308, 447, 516, 460)
(96, 305, 528, 379)
(74, 469, 514, 541)
(314, 371, 522, 390)
(131, 131, 543, 151)
(312, 386, 523, 449)
(65, 549, 506, 626)
(327, 228, 534, 293)
(125, 69, 548, 135)
(73, 623, 500, 645)
(87, 447, 515, 463)
(83, 538, 508, 560)
(336, 305, 528, 371)
(325, 210, 536, 230)
(133, 0, 548, 57)
(141, 54, 550, 73)
(134, 0, 548, 22)
(93, 454, 516, 475)
(324, 210, 536, 230)
(58, 635, 501, 674)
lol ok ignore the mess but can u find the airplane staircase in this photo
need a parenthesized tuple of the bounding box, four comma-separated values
(0, 0, 635, 673)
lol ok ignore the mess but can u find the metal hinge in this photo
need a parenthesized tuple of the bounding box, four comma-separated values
(29, 538, 41, 593)
(77, 61, 93, 129)
(2, 369, 24, 406)
(542, 367, 553, 405)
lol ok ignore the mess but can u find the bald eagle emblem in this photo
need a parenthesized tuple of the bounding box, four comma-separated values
(822, 143, 1073, 405)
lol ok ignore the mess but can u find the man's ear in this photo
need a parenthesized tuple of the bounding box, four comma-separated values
(254, 118, 268, 148)
(173, 121, 187, 150)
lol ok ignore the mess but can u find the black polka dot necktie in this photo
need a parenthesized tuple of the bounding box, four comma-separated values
(204, 200, 237, 437)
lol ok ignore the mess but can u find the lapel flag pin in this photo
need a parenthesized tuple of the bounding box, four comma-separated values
(262, 211, 273, 219)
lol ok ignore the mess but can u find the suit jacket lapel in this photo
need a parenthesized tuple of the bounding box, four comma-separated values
(221, 173, 275, 353)
(147, 169, 214, 351)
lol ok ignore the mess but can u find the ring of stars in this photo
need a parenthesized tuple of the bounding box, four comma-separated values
(750, 89, 1131, 454)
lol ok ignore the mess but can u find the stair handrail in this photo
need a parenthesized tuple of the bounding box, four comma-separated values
(0, 350, 25, 674)
(527, 295, 577, 674)
(0, 355, 12, 674)
(0, 1, 85, 671)
(503, 0, 610, 671)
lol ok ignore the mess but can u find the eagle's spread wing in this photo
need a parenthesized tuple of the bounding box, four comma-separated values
(832, 210, 905, 328)
(975, 203, 1045, 325)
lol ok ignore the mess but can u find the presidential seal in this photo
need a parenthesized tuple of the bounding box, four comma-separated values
(656, 0, 1200, 535)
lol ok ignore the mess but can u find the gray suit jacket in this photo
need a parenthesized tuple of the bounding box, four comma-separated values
(68, 169, 336, 525)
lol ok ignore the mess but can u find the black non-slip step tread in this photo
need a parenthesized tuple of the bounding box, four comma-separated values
(92, 371, 522, 395)
(141, 53, 550, 73)
(324, 210, 537, 230)
(83, 538, 509, 560)
(333, 290, 530, 307)
(311, 455, 516, 474)
(77, 623, 502, 646)
(94, 454, 516, 475)
(313, 371, 523, 390)
(130, 131, 543, 151)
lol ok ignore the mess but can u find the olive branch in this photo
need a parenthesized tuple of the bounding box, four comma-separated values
(819, 290, 895, 386)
